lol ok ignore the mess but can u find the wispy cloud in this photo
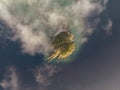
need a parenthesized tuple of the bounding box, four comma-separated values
(0, 65, 60, 90)
(103, 19, 113, 35)
(0, 67, 19, 90)
(33, 64, 59, 87)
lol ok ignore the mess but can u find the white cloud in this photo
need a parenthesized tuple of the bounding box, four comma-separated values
(0, 0, 109, 58)
(15, 25, 51, 55)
